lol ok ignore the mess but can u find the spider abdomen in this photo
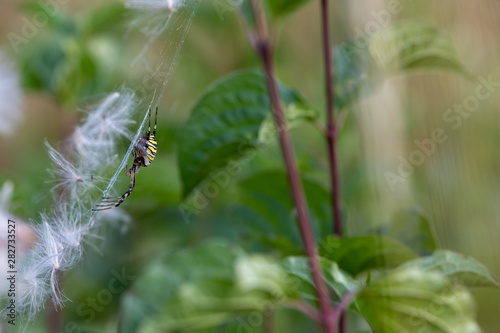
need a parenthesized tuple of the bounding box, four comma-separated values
(134, 133, 157, 167)
(94, 107, 158, 211)
(145, 134, 157, 166)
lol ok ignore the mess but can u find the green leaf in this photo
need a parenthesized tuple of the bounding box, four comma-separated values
(258, 97, 317, 143)
(267, 0, 311, 17)
(318, 235, 418, 277)
(239, 0, 311, 21)
(333, 22, 467, 109)
(21, 1, 76, 34)
(223, 321, 262, 333)
(374, 209, 437, 256)
(357, 266, 481, 333)
(281, 256, 359, 302)
(334, 41, 383, 110)
(177, 69, 316, 198)
(119, 240, 297, 333)
(238, 170, 331, 255)
(20, 35, 66, 92)
(17, 7, 120, 105)
(20, 35, 95, 105)
(80, 3, 128, 37)
(52, 42, 98, 105)
(370, 22, 467, 76)
(401, 250, 500, 288)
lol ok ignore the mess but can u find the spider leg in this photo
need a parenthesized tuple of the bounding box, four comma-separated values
(154, 106, 158, 136)
(97, 196, 122, 202)
(148, 107, 151, 134)
(124, 164, 135, 176)
(93, 167, 137, 211)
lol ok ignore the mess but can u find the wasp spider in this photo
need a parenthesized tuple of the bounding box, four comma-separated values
(94, 107, 158, 211)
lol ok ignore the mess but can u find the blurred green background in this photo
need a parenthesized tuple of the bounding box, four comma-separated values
(1, 0, 500, 331)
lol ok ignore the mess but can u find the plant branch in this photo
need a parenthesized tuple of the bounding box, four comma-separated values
(263, 308, 275, 333)
(331, 291, 356, 326)
(320, 0, 342, 237)
(286, 300, 321, 323)
(248, 1, 335, 332)
(320, 1, 347, 331)
(47, 269, 64, 333)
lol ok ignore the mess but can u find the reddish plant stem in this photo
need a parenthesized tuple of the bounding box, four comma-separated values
(261, 44, 335, 332)
(339, 311, 347, 333)
(320, 0, 343, 237)
(332, 291, 356, 329)
(249, 1, 335, 332)
(47, 270, 64, 333)
(286, 300, 322, 323)
(263, 308, 275, 333)
(320, 1, 346, 331)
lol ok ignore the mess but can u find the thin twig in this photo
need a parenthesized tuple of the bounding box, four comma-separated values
(263, 308, 275, 333)
(339, 310, 347, 333)
(320, 0, 343, 237)
(319, 1, 348, 331)
(331, 291, 356, 325)
(314, 119, 328, 136)
(47, 269, 64, 333)
(248, 1, 335, 332)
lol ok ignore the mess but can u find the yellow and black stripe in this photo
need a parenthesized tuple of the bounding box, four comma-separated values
(144, 135, 157, 166)
(93, 107, 159, 211)
(144, 107, 158, 166)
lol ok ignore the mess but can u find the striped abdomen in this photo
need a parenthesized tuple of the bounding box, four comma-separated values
(144, 133, 157, 166)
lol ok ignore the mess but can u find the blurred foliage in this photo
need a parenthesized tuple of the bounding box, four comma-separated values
(357, 266, 481, 333)
(400, 250, 500, 288)
(236, 170, 331, 255)
(281, 256, 359, 302)
(19, 2, 129, 106)
(120, 240, 297, 333)
(374, 209, 437, 256)
(319, 235, 418, 276)
(177, 69, 316, 198)
(267, 0, 312, 18)
(370, 21, 467, 76)
(334, 41, 384, 111)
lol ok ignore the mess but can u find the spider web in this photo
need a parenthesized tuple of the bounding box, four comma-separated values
(11, 1, 201, 322)
(89, 0, 199, 226)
